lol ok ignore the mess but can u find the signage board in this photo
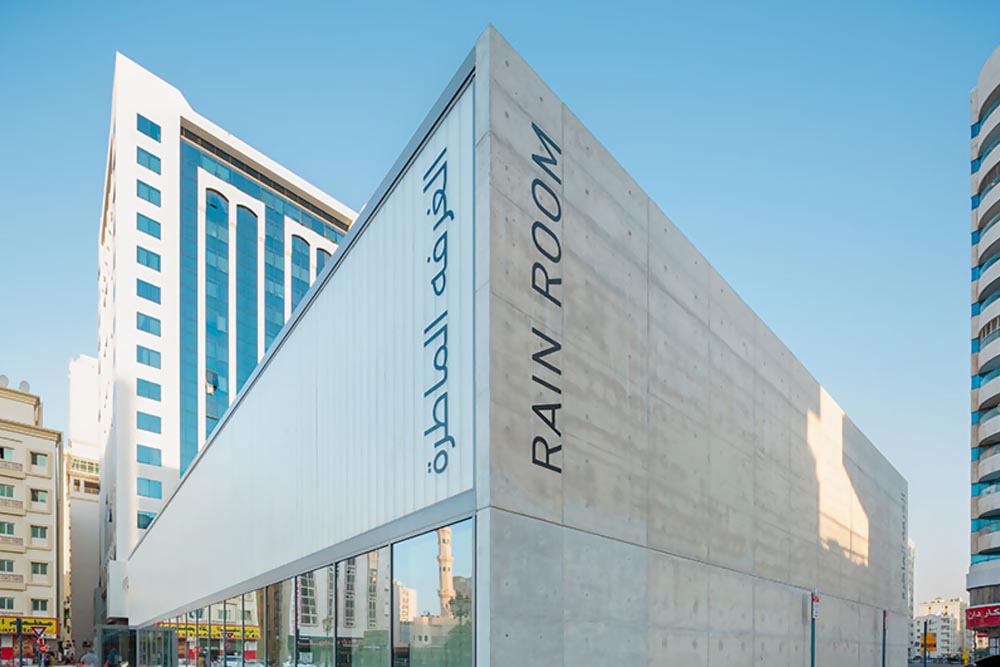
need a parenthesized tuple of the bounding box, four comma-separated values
(968, 603, 1000, 629)
(923, 633, 937, 651)
(811, 591, 820, 620)
(0, 617, 57, 638)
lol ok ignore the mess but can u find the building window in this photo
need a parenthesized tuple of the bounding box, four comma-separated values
(137, 147, 161, 174)
(290, 235, 311, 312)
(316, 248, 332, 275)
(0, 485, 13, 499)
(30, 563, 47, 576)
(30, 490, 47, 504)
(0, 449, 10, 461)
(136, 345, 161, 369)
(0, 561, 13, 573)
(137, 379, 161, 401)
(137, 313, 161, 336)
(136, 279, 161, 304)
(30, 526, 46, 540)
(136, 445, 162, 467)
(0, 598, 13, 611)
(204, 190, 230, 439)
(0, 523, 14, 536)
(31, 600, 47, 614)
(136, 412, 161, 434)
(337, 549, 389, 664)
(137, 180, 161, 206)
(137, 511, 155, 529)
(235, 206, 258, 390)
(137, 212, 161, 239)
(137, 114, 161, 142)
(137, 246, 161, 271)
(29, 453, 46, 468)
(137, 477, 162, 499)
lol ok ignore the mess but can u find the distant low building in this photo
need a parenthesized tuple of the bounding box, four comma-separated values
(912, 597, 967, 658)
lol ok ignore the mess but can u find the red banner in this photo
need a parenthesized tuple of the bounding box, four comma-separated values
(968, 604, 1000, 629)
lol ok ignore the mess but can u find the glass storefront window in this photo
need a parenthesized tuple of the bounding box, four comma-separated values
(391, 519, 473, 667)
(247, 590, 265, 667)
(263, 579, 295, 667)
(336, 548, 389, 667)
(223, 596, 244, 667)
(298, 567, 335, 667)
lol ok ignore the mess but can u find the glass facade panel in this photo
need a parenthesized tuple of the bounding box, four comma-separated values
(137, 378, 162, 401)
(264, 208, 285, 350)
(138, 245, 162, 271)
(299, 567, 334, 667)
(391, 519, 473, 667)
(248, 589, 265, 665)
(290, 235, 310, 313)
(138, 212, 162, 239)
(137, 114, 161, 142)
(137, 278, 161, 303)
(336, 548, 389, 667)
(138, 312, 162, 336)
(136, 411, 161, 433)
(137, 444, 162, 466)
(316, 248, 331, 275)
(263, 580, 295, 667)
(138, 146, 162, 174)
(137, 345, 161, 368)
(137, 511, 155, 529)
(222, 596, 244, 667)
(138, 180, 162, 206)
(137, 477, 162, 498)
(236, 206, 258, 390)
(179, 144, 199, 475)
(205, 190, 230, 438)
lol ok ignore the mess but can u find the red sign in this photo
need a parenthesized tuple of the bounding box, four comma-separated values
(968, 603, 1000, 629)
(31, 627, 45, 639)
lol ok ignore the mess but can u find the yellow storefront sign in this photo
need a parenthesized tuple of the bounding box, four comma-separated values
(0, 617, 58, 638)
(157, 623, 259, 640)
(922, 632, 937, 651)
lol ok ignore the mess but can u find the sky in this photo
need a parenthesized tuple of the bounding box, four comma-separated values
(0, 0, 995, 607)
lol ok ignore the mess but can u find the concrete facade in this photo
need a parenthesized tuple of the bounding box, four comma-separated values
(124, 27, 909, 667)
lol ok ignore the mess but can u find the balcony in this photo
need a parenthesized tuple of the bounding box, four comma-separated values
(981, 406, 1000, 446)
(981, 331, 1000, 375)
(0, 461, 25, 480)
(979, 215, 1000, 265)
(0, 499, 24, 516)
(980, 529, 1000, 555)
(981, 367, 1000, 410)
(980, 448, 1000, 483)
(0, 536, 25, 554)
(978, 138, 1000, 193)
(980, 487, 1000, 518)
(0, 574, 25, 591)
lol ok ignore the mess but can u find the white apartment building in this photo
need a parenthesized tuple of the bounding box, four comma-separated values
(912, 597, 968, 658)
(0, 381, 62, 658)
(96, 54, 355, 622)
(63, 356, 100, 650)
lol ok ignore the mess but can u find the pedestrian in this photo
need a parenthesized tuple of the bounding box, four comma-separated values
(78, 644, 98, 667)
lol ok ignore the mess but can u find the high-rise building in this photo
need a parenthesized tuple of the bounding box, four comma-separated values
(96, 54, 355, 623)
(62, 356, 100, 651)
(0, 379, 62, 658)
(969, 42, 1000, 658)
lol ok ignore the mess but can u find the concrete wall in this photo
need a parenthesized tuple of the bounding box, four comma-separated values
(479, 27, 909, 667)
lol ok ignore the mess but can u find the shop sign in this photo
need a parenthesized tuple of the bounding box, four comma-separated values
(968, 603, 1000, 629)
(0, 617, 58, 638)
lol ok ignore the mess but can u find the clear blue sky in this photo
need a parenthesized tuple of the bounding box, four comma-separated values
(0, 0, 995, 606)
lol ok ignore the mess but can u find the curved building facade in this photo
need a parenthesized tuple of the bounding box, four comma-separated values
(969, 44, 1000, 652)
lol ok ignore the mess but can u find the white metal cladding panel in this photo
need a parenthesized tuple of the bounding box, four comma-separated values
(127, 85, 476, 624)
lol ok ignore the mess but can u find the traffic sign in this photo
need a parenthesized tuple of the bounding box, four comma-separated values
(922, 632, 937, 651)
(811, 592, 820, 620)
(30, 627, 45, 639)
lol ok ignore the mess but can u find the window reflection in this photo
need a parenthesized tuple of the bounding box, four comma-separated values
(392, 519, 473, 667)
(336, 548, 389, 667)
(263, 579, 295, 667)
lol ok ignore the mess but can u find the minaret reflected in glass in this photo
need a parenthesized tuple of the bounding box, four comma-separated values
(391, 519, 473, 667)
